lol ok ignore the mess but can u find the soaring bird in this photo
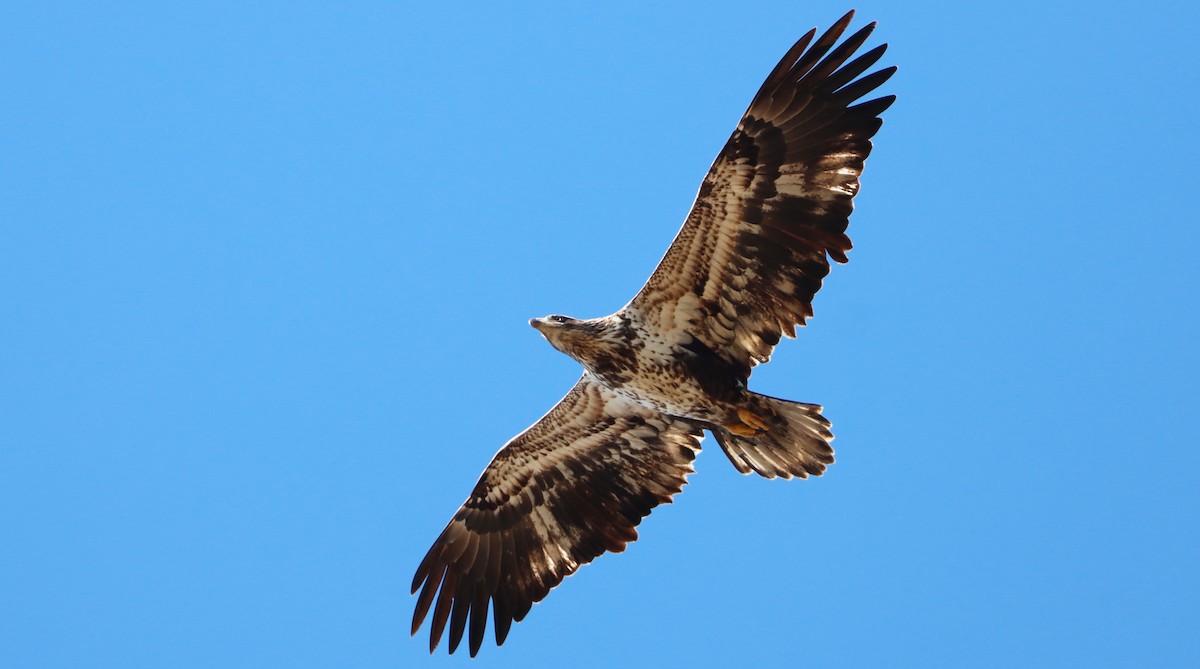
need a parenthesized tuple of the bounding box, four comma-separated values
(412, 10, 895, 656)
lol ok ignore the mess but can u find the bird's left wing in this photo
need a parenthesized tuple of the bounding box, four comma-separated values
(411, 374, 703, 656)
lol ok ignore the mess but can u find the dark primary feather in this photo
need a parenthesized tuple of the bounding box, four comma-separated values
(627, 9, 895, 380)
(410, 375, 702, 656)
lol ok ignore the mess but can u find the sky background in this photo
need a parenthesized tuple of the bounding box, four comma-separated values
(2, 1, 1198, 667)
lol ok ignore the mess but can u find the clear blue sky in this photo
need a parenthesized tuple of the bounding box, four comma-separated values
(2, 2, 1198, 667)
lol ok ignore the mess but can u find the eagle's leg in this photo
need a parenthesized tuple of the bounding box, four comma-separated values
(726, 407, 771, 437)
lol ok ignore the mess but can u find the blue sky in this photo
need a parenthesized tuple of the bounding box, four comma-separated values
(2, 1, 1198, 667)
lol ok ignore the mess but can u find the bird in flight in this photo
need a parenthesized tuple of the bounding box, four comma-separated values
(412, 10, 895, 656)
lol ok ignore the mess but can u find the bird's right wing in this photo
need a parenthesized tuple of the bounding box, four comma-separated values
(626, 11, 895, 381)
(411, 374, 703, 656)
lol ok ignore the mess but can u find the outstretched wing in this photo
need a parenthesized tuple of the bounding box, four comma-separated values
(626, 10, 895, 380)
(410, 374, 703, 656)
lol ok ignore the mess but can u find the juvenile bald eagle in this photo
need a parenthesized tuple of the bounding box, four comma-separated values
(412, 11, 895, 656)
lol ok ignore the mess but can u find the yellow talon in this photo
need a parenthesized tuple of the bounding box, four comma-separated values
(726, 422, 760, 437)
(738, 408, 770, 432)
(726, 408, 770, 437)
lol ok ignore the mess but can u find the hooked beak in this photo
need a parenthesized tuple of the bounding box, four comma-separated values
(529, 317, 550, 333)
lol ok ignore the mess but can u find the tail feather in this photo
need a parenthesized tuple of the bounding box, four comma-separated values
(714, 394, 835, 479)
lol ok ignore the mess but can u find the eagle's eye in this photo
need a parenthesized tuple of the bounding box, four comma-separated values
(550, 315, 569, 324)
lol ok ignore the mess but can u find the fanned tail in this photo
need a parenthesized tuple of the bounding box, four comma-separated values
(714, 393, 834, 479)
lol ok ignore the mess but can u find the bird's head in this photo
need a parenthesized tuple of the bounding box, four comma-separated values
(530, 314, 578, 342)
(530, 314, 596, 359)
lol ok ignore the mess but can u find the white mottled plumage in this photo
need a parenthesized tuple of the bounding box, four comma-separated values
(413, 10, 894, 656)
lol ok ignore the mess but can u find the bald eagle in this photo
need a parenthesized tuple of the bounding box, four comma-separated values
(412, 10, 895, 656)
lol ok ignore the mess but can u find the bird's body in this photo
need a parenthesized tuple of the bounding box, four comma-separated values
(532, 312, 738, 423)
(532, 311, 802, 440)
(412, 11, 895, 656)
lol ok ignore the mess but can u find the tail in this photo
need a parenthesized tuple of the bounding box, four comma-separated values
(714, 393, 835, 479)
